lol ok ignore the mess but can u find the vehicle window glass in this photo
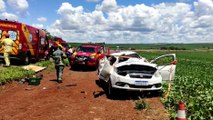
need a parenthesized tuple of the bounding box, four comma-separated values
(127, 54, 141, 58)
(101, 48, 104, 53)
(49, 43, 53, 47)
(0, 30, 2, 39)
(40, 37, 45, 45)
(118, 57, 129, 63)
(8, 31, 17, 40)
(62, 43, 68, 48)
(98, 48, 104, 53)
(76, 46, 95, 53)
(29, 34, 33, 42)
(153, 56, 174, 65)
(108, 56, 117, 65)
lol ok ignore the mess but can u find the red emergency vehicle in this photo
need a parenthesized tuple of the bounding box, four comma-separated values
(48, 37, 68, 51)
(45, 37, 69, 60)
(0, 19, 48, 64)
(70, 43, 105, 69)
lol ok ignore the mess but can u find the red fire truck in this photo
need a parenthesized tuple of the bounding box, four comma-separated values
(48, 37, 69, 51)
(0, 19, 48, 64)
(45, 37, 69, 60)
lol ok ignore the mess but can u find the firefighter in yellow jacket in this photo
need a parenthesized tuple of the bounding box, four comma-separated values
(0, 33, 14, 67)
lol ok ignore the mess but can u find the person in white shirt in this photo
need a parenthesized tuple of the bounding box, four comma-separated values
(66, 45, 73, 66)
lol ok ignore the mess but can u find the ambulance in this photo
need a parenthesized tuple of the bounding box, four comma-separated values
(0, 19, 48, 64)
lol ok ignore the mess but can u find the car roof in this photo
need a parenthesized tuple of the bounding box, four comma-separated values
(110, 51, 138, 56)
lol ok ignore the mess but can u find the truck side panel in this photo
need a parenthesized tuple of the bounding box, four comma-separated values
(0, 20, 47, 63)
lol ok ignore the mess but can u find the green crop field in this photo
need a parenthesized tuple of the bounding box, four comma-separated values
(138, 51, 213, 119)
(105, 43, 213, 50)
(69, 43, 213, 51)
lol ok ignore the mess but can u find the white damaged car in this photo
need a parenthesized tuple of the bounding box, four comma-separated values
(98, 51, 177, 97)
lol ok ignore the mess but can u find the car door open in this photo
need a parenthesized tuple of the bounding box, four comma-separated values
(150, 54, 177, 81)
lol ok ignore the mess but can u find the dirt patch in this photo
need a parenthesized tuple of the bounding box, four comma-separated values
(0, 66, 169, 120)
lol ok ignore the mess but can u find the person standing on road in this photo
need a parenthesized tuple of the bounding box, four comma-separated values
(0, 33, 14, 67)
(66, 45, 73, 66)
(52, 44, 67, 83)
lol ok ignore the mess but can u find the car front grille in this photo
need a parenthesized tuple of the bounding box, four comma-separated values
(129, 83, 161, 88)
(116, 82, 162, 88)
(75, 55, 89, 61)
(129, 73, 152, 79)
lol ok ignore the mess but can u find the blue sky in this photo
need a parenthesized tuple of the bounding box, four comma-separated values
(0, 0, 213, 43)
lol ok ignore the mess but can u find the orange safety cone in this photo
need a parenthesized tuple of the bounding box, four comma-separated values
(177, 101, 186, 120)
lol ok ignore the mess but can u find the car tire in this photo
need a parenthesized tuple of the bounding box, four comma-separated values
(70, 64, 74, 69)
(24, 54, 30, 65)
(97, 69, 99, 75)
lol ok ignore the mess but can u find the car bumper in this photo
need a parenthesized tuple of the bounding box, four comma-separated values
(71, 60, 97, 67)
(110, 73, 162, 91)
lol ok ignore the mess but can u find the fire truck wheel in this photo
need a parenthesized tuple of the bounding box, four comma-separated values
(24, 54, 30, 65)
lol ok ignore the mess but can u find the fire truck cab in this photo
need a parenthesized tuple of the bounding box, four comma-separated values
(0, 19, 48, 64)
(70, 43, 106, 69)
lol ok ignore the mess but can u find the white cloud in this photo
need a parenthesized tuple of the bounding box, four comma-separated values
(0, 0, 5, 12)
(194, 0, 213, 16)
(37, 17, 47, 22)
(32, 24, 44, 29)
(48, 1, 213, 43)
(0, 12, 18, 21)
(7, 0, 29, 16)
(96, 0, 118, 12)
(57, 2, 83, 15)
(86, 0, 100, 2)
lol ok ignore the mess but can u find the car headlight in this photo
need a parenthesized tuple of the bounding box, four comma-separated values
(72, 52, 77, 57)
(90, 55, 95, 59)
(154, 71, 160, 77)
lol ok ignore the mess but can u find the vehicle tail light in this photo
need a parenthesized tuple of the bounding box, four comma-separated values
(19, 43, 22, 49)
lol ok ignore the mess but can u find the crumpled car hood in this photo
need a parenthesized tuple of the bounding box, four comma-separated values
(115, 58, 157, 68)
(114, 58, 158, 78)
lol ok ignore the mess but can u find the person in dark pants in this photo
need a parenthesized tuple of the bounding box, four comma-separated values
(52, 45, 66, 83)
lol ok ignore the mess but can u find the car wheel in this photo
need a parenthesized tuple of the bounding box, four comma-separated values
(70, 65, 76, 70)
(97, 68, 99, 75)
(93, 63, 99, 71)
(24, 54, 30, 65)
